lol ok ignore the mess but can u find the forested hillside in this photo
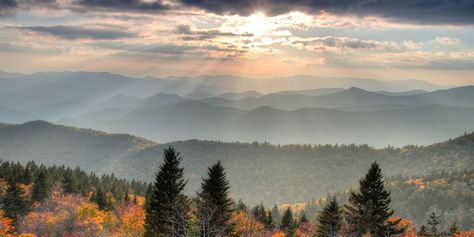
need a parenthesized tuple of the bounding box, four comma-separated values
(1, 121, 472, 206)
(0, 158, 472, 236)
(299, 170, 474, 230)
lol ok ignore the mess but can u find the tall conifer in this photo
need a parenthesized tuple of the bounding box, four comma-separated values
(32, 170, 50, 202)
(144, 146, 189, 237)
(2, 180, 30, 227)
(345, 161, 403, 237)
(196, 161, 233, 237)
(316, 198, 342, 237)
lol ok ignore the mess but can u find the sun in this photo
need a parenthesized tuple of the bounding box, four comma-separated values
(241, 12, 271, 36)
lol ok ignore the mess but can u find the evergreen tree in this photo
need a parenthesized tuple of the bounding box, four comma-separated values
(272, 205, 281, 224)
(144, 146, 190, 237)
(316, 198, 342, 237)
(62, 170, 77, 194)
(32, 170, 50, 202)
(266, 210, 274, 230)
(252, 203, 267, 224)
(235, 199, 247, 212)
(143, 183, 152, 210)
(280, 207, 296, 237)
(196, 161, 233, 237)
(449, 222, 459, 236)
(345, 161, 403, 237)
(124, 189, 130, 203)
(2, 180, 30, 227)
(299, 212, 308, 223)
(418, 225, 428, 236)
(92, 187, 108, 210)
(133, 194, 139, 205)
(427, 212, 441, 237)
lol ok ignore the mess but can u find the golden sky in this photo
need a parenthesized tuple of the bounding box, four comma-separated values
(1, 0, 473, 85)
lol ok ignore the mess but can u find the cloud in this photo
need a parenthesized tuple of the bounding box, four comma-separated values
(74, 0, 170, 12)
(290, 36, 399, 52)
(0, 0, 17, 17)
(0, 0, 56, 17)
(435, 36, 461, 45)
(179, 0, 474, 25)
(326, 50, 474, 70)
(3, 0, 473, 25)
(403, 40, 424, 50)
(11, 25, 137, 40)
(175, 24, 252, 40)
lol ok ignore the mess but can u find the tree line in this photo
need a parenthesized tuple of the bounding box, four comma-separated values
(143, 147, 419, 237)
(0, 160, 148, 227)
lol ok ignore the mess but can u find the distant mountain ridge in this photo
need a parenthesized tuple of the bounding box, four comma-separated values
(1, 71, 472, 146)
(0, 120, 473, 205)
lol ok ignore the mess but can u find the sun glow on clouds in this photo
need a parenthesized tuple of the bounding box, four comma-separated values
(0, 2, 474, 84)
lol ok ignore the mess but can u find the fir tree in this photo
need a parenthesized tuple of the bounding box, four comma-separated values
(32, 170, 50, 202)
(418, 225, 428, 236)
(196, 161, 233, 237)
(449, 222, 459, 236)
(427, 212, 441, 237)
(252, 203, 267, 224)
(266, 211, 274, 230)
(235, 199, 247, 212)
(280, 207, 296, 236)
(143, 183, 152, 210)
(345, 161, 403, 237)
(299, 212, 308, 223)
(316, 198, 342, 237)
(272, 205, 281, 224)
(144, 146, 190, 237)
(93, 187, 108, 210)
(2, 180, 30, 227)
(133, 194, 139, 205)
(124, 189, 130, 203)
(62, 170, 77, 194)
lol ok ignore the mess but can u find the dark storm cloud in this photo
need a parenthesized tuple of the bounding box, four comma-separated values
(175, 24, 252, 40)
(75, 0, 170, 12)
(0, 0, 17, 17)
(12, 25, 137, 40)
(1, 0, 57, 17)
(179, 0, 474, 25)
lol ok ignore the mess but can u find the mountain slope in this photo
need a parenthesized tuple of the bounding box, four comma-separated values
(0, 121, 473, 205)
(202, 86, 474, 111)
(98, 102, 474, 147)
(299, 170, 474, 230)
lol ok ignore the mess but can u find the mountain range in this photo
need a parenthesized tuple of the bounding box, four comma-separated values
(1, 120, 472, 206)
(1, 71, 473, 146)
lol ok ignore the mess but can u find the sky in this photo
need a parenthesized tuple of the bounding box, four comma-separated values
(1, 0, 474, 85)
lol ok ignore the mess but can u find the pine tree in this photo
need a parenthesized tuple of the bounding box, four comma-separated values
(252, 203, 267, 224)
(235, 199, 247, 212)
(196, 161, 233, 237)
(449, 222, 459, 236)
(345, 161, 403, 237)
(2, 180, 30, 227)
(143, 183, 152, 210)
(133, 194, 139, 205)
(93, 187, 108, 210)
(300, 212, 308, 223)
(418, 225, 428, 236)
(280, 207, 296, 236)
(316, 198, 342, 237)
(272, 205, 281, 224)
(62, 170, 77, 194)
(32, 170, 50, 202)
(124, 189, 130, 203)
(266, 210, 274, 229)
(427, 212, 441, 237)
(144, 146, 190, 237)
